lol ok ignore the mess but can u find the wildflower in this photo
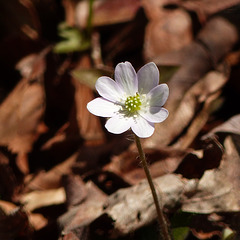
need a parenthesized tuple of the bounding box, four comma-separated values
(87, 62, 169, 138)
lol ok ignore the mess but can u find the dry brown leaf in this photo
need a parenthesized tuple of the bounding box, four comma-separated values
(71, 78, 105, 143)
(144, 9, 192, 61)
(59, 181, 107, 237)
(182, 135, 240, 213)
(28, 213, 48, 231)
(145, 16, 238, 148)
(76, 0, 140, 28)
(62, 174, 88, 208)
(175, 137, 223, 178)
(203, 114, 240, 138)
(104, 147, 188, 185)
(87, 174, 197, 239)
(146, 66, 229, 148)
(70, 56, 105, 144)
(168, 0, 240, 23)
(172, 68, 230, 149)
(0, 77, 45, 154)
(0, 200, 17, 214)
(24, 153, 77, 192)
(0, 49, 48, 156)
(59, 175, 197, 239)
(20, 187, 66, 212)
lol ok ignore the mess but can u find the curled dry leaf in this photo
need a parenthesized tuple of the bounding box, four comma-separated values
(203, 114, 240, 138)
(172, 67, 230, 149)
(146, 16, 238, 148)
(182, 135, 240, 213)
(146, 66, 230, 148)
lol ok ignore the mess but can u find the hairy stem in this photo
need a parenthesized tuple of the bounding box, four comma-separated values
(134, 134, 171, 240)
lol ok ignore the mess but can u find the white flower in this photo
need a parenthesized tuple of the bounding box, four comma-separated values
(87, 62, 169, 138)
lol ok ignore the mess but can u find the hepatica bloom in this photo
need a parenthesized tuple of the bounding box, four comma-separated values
(87, 62, 169, 138)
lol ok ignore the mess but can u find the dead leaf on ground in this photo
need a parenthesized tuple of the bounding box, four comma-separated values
(81, 174, 197, 239)
(20, 187, 66, 212)
(203, 113, 240, 138)
(62, 174, 88, 208)
(23, 153, 77, 192)
(76, 0, 140, 28)
(182, 135, 240, 213)
(144, 8, 192, 61)
(146, 65, 230, 148)
(167, 0, 240, 23)
(59, 181, 107, 238)
(0, 49, 48, 173)
(104, 146, 188, 185)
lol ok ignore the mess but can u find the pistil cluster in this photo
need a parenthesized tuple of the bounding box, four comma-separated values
(125, 93, 141, 113)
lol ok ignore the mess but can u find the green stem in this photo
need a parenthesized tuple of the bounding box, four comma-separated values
(87, 0, 94, 36)
(134, 134, 171, 240)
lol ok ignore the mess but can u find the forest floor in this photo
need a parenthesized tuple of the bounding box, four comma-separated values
(1, 1, 240, 240)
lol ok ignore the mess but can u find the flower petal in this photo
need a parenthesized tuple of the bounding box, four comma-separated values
(139, 107, 169, 123)
(130, 116, 155, 138)
(147, 83, 169, 107)
(115, 62, 138, 96)
(137, 62, 159, 94)
(105, 115, 132, 134)
(96, 76, 123, 102)
(87, 97, 121, 117)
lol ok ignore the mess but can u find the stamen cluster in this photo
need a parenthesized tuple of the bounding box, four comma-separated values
(125, 93, 141, 113)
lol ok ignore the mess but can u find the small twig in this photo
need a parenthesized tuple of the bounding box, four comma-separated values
(134, 134, 172, 240)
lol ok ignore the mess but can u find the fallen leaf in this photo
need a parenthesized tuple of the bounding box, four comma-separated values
(75, 0, 140, 28)
(168, 0, 240, 23)
(24, 153, 77, 192)
(0, 49, 48, 156)
(88, 174, 197, 239)
(203, 114, 240, 138)
(182, 135, 240, 213)
(20, 187, 66, 212)
(28, 213, 48, 231)
(144, 9, 192, 61)
(146, 65, 230, 148)
(104, 147, 188, 185)
(62, 174, 88, 208)
(59, 181, 107, 237)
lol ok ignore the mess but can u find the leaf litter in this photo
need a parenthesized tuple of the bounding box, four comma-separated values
(1, 1, 240, 239)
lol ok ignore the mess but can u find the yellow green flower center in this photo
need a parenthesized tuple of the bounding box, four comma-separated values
(125, 93, 142, 113)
